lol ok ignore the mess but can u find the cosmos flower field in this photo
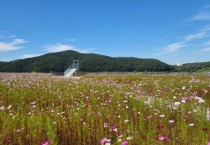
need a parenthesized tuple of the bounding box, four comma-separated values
(0, 73, 210, 145)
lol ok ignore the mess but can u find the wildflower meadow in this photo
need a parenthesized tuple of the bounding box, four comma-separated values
(0, 73, 209, 145)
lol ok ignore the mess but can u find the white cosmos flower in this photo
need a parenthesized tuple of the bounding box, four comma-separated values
(169, 120, 175, 123)
(174, 102, 181, 106)
(159, 114, 165, 118)
(181, 100, 186, 103)
(198, 99, 205, 103)
(127, 136, 133, 140)
(188, 123, 194, 126)
(7, 105, 12, 110)
(31, 101, 36, 105)
(0, 106, 5, 110)
(124, 119, 129, 123)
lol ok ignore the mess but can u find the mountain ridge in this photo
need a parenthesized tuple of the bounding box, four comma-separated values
(0, 50, 175, 72)
(0, 50, 210, 73)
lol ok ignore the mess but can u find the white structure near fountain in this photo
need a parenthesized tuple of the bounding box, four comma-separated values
(64, 60, 79, 78)
(176, 63, 182, 66)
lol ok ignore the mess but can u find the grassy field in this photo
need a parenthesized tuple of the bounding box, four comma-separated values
(0, 73, 209, 145)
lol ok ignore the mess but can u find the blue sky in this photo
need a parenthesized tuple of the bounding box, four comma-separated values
(0, 0, 210, 65)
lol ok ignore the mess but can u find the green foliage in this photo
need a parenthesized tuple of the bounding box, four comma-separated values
(177, 61, 210, 72)
(32, 66, 40, 72)
(0, 50, 174, 73)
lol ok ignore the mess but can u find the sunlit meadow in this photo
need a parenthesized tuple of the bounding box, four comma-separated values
(0, 73, 210, 145)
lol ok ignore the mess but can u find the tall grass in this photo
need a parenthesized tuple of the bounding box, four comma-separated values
(0, 73, 209, 145)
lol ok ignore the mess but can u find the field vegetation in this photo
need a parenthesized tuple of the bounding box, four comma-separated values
(0, 73, 209, 145)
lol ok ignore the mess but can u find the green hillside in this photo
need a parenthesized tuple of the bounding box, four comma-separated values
(176, 61, 210, 72)
(0, 50, 174, 73)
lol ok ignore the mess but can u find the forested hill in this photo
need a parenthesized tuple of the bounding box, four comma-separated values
(176, 61, 210, 72)
(0, 50, 174, 73)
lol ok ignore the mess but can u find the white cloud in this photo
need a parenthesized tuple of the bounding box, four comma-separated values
(201, 25, 210, 32)
(45, 43, 78, 53)
(9, 35, 17, 38)
(20, 54, 42, 59)
(12, 39, 28, 45)
(201, 47, 210, 52)
(0, 38, 28, 52)
(80, 48, 96, 53)
(203, 4, 210, 9)
(204, 40, 210, 45)
(44, 42, 96, 54)
(190, 4, 210, 21)
(166, 42, 186, 53)
(154, 5, 210, 57)
(154, 27, 210, 56)
(184, 32, 206, 42)
(154, 42, 186, 56)
(191, 11, 210, 21)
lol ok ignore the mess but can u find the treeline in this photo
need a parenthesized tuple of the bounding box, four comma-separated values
(80, 56, 173, 72)
(176, 61, 210, 72)
(0, 50, 174, 73)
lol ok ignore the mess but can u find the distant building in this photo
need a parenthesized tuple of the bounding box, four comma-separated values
(176, 63, 182, 66)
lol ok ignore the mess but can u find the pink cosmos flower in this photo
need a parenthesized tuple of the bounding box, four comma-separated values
(100, 137, 107, 144)
(182, 115, 187, 119)
(112, 125, 118, 132)
(112, 125, 117, 129)
(5, 138, 11, 143)
(180, 97, 192, 102)
(157, 135, 167, 141)
(136, 90, 141, 94)
(41, 140, 50, 145)
(113, 128, 118, 132)
(147, 115, 152, 119)
(157, 125, 164, 130)
(104, 123, 108, 128)
(169, 119, 175, 124)
(121, 141, 128, 145)
(203, 89, 208, 94)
